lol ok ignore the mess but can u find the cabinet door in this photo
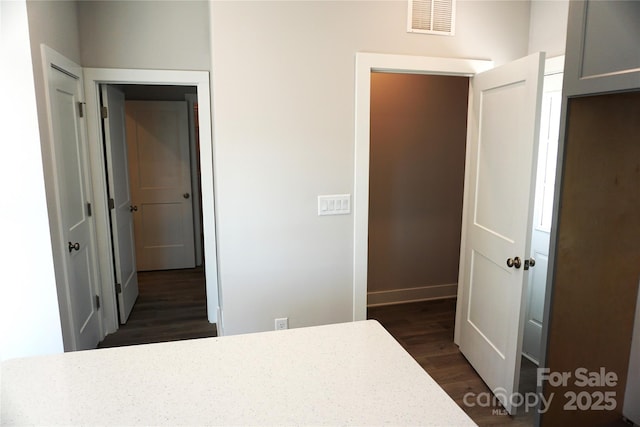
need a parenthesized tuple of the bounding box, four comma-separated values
(563, 0, 640, 97)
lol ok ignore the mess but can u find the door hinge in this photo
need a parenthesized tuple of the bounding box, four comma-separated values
(108, 198, 115, 210)
(78, 102, 86, 118)
(95, 295, 101, 310)
(87, 202, 92, 217)
(115, 283, 122, 294)
(101, 106, 108, 119)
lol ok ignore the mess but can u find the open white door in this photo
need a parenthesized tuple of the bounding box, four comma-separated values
(43, 48, 102, 350)
(101, 85, 139, 323)
(457, 52, 545, 414)
(522, 71, 563, 364)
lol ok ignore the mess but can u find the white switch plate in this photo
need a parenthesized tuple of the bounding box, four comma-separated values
(318, 194, 351, 216)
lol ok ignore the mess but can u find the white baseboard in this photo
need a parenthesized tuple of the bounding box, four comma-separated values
(367, 283, 458, 307)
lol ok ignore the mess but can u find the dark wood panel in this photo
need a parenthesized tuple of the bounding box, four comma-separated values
(543, 92, 640, 426)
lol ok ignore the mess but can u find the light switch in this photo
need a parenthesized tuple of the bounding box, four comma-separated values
(318, 194, 351, 216)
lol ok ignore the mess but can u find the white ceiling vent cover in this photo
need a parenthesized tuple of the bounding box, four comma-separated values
(408, 0, 456, 36)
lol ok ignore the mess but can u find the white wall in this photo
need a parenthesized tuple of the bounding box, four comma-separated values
(27, 0, 83, 162)
(528, 0, 570, 56)
(24, 0, 87, 354)
(0, 0, 64, 361)
(2, 0, 543, 353)
(210, 0, 532, 335)
(78, 0, 210, 70)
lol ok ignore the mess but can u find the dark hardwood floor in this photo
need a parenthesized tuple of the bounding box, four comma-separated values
(98, 274, 535, 426)
(368, 299, 537, 427)
(98, 266, 217, 348)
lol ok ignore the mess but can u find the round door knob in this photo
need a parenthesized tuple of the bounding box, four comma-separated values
(68, 242, 80, 253)
(129, 205, 138, 212)
(506, 257, 522, 269)
(528, 257, 536, 267)
(183, 193, 190, 199)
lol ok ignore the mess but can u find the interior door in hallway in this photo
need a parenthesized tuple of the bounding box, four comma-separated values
(457, 52, 545, 415)
(46, 58, 102, 350)
(126, 101, 195, 271)
(101, 85, 139, 323)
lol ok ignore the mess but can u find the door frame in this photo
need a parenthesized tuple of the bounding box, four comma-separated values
(352, 53, 493, 321)
(83, 68, 221, 336)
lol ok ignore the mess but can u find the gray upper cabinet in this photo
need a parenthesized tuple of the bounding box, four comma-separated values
(563, 0, 640, 97)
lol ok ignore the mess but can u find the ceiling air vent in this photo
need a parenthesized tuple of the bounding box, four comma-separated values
(408, 0, 456, 36)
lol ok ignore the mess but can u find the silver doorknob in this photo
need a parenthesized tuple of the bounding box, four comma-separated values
(524, 257, 536, 270)
(506, 257, 522, 269)
(183, 193, 190, 199)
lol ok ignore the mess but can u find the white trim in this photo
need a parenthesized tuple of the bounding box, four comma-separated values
(545, 55, 565, 76)
(83, 68, 221, 336)
(353, 53, 493, 321)
(367, 284, 458, 307)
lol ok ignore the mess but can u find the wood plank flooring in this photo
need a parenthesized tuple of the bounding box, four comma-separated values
(98, 267, 216, 348)
(98, 272, 536, 426)
(368, 299, 536, 427)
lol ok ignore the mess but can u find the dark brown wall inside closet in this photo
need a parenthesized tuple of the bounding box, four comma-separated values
(368, 73, 469, 297)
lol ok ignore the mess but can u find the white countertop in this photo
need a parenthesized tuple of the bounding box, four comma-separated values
(1, 320, 475, 426)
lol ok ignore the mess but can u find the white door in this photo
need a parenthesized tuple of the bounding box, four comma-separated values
(47, 63, 102, 350)
(101, 85, 139, 323)
(522, 73, 562, 364)
(125, 101, 195, 271)
(457, 52, 545, 414)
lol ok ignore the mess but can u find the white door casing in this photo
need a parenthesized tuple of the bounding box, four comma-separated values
(41, 46, 102, 351)
(456, 52, 545, 414)
(83, 69, 220, 336)
(352, 53, 494, 321)
(101, 85, 139, 323)
(126, 101, 195, 271)
(522, 71, 563, 364)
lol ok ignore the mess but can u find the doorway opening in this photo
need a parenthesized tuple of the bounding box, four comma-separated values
(364, 66, 537, 422)
(366, 72, 469, 309)
(354, 52, 564, 417)
(83, 68, 220, 339)
(98, 84, 211, 342)
(352, 53, 491, 322)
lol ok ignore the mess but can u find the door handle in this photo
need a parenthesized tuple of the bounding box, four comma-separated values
(506, 257, 522, 269)
(524, 258, 536, 270)
(68, 242, 80, 253)
(129, 205, 138, 212)
(183, 193, 190, 199)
